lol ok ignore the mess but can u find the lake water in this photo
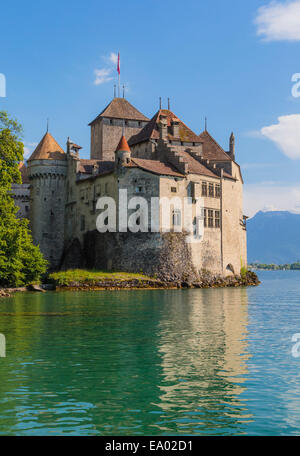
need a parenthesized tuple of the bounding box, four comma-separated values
(0, 271, 300, 436)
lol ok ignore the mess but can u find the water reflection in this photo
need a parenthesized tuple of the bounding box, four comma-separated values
(155, 288, 251, 434)
(0, 288, 254, 435)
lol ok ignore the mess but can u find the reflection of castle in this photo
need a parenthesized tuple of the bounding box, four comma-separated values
(156, 288, 251, 433)
(14, 97, 247, 278)
(0, 288, 251, 435)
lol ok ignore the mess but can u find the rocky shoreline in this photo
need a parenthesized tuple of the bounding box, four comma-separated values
(52, 271, 261, 291)
(0, 272, 260, 297)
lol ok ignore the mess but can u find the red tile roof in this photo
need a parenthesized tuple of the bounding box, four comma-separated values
(116, 135, 131, 153)
(129, 109, 203, 146)
(126, 158, 184, 177)
(28, 132, 66, 162)
(178, 150, 218, 177)
(89, 98, 149, 125)
(18, 162, 29, 184)
(198, 130, 231, 162)
(78, 159, 114, 175)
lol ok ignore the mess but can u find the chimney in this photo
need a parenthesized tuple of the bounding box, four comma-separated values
(159, 114, 168, 141)
(229, 132, 235, 160)
(171, 119, 179, 138)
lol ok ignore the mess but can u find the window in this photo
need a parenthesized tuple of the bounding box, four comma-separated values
(209, 183, 214, 197)
(80, 215, 85, 231)
(215, 210, 220, 228)
(135, 186, 143, 193)
(202, 182, 207, 196)
(203, 209, 207, 227)
(172, 209, 181, 227)
(171, 187, 177, 193)
(105, 183, 109, 194)
(208, 210, 214, 227)
(215, 184, 221, 198)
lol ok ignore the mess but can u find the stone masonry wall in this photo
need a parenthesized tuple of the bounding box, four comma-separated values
(81, 230, 198, 282)
(91, 118, 146, 161)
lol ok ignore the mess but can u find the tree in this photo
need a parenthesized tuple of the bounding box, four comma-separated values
(0, 111, 47, 287)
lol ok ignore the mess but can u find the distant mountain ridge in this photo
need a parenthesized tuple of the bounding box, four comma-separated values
(247, 211, 300, 264)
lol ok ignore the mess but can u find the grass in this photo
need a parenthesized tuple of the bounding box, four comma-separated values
(49, 269, 155, 286)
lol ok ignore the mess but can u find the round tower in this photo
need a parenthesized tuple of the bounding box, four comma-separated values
(115, 135, 131, 168)
(27, 132, 67, 270)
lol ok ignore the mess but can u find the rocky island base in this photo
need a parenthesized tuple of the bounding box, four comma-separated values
(0, 270, 260, 297)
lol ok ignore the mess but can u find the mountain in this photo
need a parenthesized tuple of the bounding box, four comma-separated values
(247, 211, 300, 264)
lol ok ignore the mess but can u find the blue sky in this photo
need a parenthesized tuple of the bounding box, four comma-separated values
(1, 0, 300, 216)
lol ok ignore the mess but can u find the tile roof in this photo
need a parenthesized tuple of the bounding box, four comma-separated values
(126, 158, 184, 177)
(18, 161, 29, 184)
(27, 132, 66, 162)
(78, 159, 114, 175)
(89, 98, 149, 125)
(198, 130, 231, 162)
(128, 109, 203, 146)
(116, 135, 131, 153)
(178, 150, 218, 177)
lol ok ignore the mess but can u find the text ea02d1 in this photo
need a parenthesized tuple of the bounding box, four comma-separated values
(149, 440, 192, 451)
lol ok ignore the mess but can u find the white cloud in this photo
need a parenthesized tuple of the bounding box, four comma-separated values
(244, 182, 300, 217)
(23, 141, 38, 159)
(261, 114, 300, 159)
(93, 52, 118, 85)
(108, 52, 118, 65)
(94, 68, 113, 85)
(255, 0, 300, 41)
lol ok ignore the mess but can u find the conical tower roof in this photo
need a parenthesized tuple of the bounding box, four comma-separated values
(27, 132, 66, 162)
(115, 135, 131, 153)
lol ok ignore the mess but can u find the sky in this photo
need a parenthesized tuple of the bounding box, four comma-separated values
(1, 0, 300, 217)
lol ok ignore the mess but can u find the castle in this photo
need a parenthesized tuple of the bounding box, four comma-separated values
(14, 97, 247, 281)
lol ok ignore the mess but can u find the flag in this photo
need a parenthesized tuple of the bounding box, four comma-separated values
(117, 52, 120, 75)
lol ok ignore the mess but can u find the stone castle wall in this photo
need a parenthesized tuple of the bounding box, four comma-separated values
(11, 184, 30, 219)
(91, 118, 147, 161)
(28, 159, 67, 270)
(61, 230, 197, 282)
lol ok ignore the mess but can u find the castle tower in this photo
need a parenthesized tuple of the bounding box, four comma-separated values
(115, 135, 131, 168)
(27, 132, 67, 270)
(89, 97, 149, 161)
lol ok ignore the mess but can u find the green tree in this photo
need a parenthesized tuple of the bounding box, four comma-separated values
(0, 111, 47, 287)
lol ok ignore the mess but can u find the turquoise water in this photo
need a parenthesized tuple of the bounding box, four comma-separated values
(0, 270, 300, 436)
